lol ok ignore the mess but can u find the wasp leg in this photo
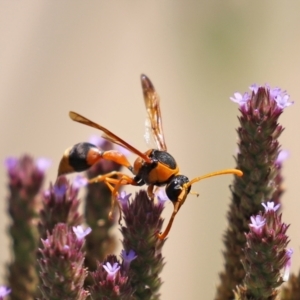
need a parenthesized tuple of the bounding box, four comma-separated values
(89, 171, 137, 223)
(109, 175, 140, 223)
(88, 171, 128, 184)
(147, 184, 155, 200)
(89, 172, 130, 221)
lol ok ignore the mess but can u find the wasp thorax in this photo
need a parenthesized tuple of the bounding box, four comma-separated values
(165, 175, 191, 202)
(133, 156, 144, 176)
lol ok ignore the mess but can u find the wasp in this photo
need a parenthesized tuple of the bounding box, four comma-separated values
(58, 75, 243, 240)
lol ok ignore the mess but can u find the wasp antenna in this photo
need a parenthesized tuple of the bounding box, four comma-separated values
(187, 169, 243, 188)
(189, 190, 199, 197)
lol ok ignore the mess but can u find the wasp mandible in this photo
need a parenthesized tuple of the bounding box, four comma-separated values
(58, 75, 243, 240)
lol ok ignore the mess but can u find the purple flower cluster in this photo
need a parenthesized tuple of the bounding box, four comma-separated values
(237, 201, 291, 299)
(216, 83, 293, 300)
(4, 80, 298, 300)
(89, 253, 136, 300)
(39, 175, 83, 239)
(39, 224, 90, 299)
(230, 84, 293, 109)
(5, 155, 50, 299)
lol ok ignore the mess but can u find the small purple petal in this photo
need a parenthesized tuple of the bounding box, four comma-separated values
(249, 215, 266, 234)
(283, 248, 293, 281)
(42, 238, 50, 247)
(121, 249, 137, 264)
(249, 84, 259, 94)
(276, 150, 290, 164)
(121, 249, 137, 272)
(155, 188, 169, 204)
(72, 175, 88, 189)
(274, 94, 294, 109)
(4, 157, 17, 171)
(103, 262, 120, 280)
(72, 225, 92, 240)
(118, 191, 131, 207)
(53, 184, 67, 198)
(63, 245, 70, 250)
(35, 157, 51, 172)
(269, 87, 282, 99)
(262, 201, 280, 212)
(0, 286, 11, 297)
(230, 92, 250, 106)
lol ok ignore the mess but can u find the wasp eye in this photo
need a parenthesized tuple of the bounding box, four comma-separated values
(165, 175, 191, 202)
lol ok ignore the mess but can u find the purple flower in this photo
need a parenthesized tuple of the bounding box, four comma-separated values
(283, 248, 293, 281)
(262, 201, 280, 212)
(155, 188, 169, 204)
(103, 262, 120, 280)
(72, 175, 88, 189)
(35, 157, 52, 172)
(0, 286, 11, 299)
(269, 86, 282, 99)
(276, 150, 289, 165)
(121, 249, 137, 271)
(53, 184, 67, 199)
(249, 83, 259, 94)
(231, 84, 294, 110)
(274, 93, 294, 109)
(4, 157, 17, 171)
(118, 191, 131, 208)
(249, 215, 266, 234)
(230, 92, 250, 106)
(72, 225, 92, 240)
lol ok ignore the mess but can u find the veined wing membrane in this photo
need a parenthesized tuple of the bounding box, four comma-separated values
(69, 111, 151, 163)
(141, 74, 167, 151)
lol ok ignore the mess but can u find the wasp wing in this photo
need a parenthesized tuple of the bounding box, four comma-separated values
(141, 74, 167, 151)
(69, 111, 151, 163)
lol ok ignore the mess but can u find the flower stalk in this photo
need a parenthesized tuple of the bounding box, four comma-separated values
(216, 85, 292, 300)
(5, 156, 49, 300)
(120, 190, 165, 300)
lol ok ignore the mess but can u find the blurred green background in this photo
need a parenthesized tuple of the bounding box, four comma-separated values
(1, 1, 300, 299)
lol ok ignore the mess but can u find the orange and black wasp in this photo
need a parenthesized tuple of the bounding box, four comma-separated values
(58, 75, 243, 240)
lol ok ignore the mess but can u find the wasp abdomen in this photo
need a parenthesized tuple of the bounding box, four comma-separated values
(69, 142, 103, 171)
(58, 142, 103, 176)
